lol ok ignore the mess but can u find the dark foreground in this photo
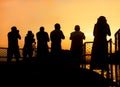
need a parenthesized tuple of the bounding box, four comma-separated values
(0, 61, 116, 87)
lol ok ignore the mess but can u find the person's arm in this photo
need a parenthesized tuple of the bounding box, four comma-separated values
(36, 33, 38, 40)
(70, 33, 72, 40)
(18, 33, 21, 40)
(83, 33, 85, 40)
(107, 24, 111, 36)
(61, 31, 65, 39)
(93, 24, 97, 37)
(50, 32, 53, 41)
(16, 30, 21, 39)
(46, 33, 50, 42)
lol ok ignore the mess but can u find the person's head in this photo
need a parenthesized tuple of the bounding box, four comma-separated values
(40, 26, 44, 32)
(54, 23, 60, 30)
(11, 26, 17, 31)
(75, 25, 80, 31)
(27, 30, 34, 37)
(28, 30, 32, 35)
(97, 16, 107, 24)
(11, 26, 19, 33)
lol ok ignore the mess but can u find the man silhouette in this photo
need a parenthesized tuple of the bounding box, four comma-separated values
(7, 26, 21, 64)
(36, 26, 50, 64)
(50, 23, 65, 54)
(23, 30, 35, 62)
(50, 23, 65, 64)
(70, 25, 85, 68)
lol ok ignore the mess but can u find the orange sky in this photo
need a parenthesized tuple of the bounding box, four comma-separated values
(0, 0, 120, 52)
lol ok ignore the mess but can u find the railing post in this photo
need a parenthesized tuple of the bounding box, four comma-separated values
(83, 42, 86, 69)
(107, 39, 113, 81)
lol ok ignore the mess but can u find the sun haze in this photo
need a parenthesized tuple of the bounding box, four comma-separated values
(0, 0, 120, 52)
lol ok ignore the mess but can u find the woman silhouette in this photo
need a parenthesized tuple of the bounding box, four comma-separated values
(90, 16, 111, 75)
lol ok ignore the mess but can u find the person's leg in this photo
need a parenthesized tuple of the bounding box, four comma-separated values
(7, 48, 13, 64)
(14, 49, 20, 64)
(23, 49, 28, 62)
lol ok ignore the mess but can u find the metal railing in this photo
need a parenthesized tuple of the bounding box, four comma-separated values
(0, 38, 119, 86)
(115, 29, 120, 52)
(82, 38, 120, 87)
(114, 29, 120, 86)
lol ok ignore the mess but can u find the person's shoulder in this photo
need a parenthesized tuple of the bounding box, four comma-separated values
(45, 31, 48, 34)
(106, 23, 110, 26)
(51, 29, 54, 32)
(8, 31, 12, 35)
(50, 30, 55, 33)
(25, 35, 27, 39)
(44, 31, 48, 33)
(8, 32, 10, 34)
(80, 31, 84, 34)
(71, 31, 75, 34)
(36, 31, 40, 34)
(94, 23, 97, 27)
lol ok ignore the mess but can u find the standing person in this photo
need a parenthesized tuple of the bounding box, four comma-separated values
(7, 26, 21, 64)
(23, 30, 35, 62)
(90, 16, 111, 75)
(50, 23, 65, 54)
(50, 23, 65, 65)
(70, 25, 85, 68)
(36, 26, 50, 63)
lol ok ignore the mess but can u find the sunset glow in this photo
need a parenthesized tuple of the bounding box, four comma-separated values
(0, 0, 120, 52)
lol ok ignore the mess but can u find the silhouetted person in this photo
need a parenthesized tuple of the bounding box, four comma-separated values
(90, 16, 111, 75)
(23, 30, 35, 62)
(36, 26, 50, 64)
(7, 26, 21, 64)
(50, 23, 65, 55)
(70, 25, 85, 68)
(50, 23, 65, 65)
